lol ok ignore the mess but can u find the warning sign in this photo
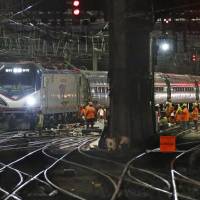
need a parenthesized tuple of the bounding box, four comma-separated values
(160, 136, 176, 152)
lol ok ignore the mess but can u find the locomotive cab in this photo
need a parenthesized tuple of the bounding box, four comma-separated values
(0, 62, 42, 129)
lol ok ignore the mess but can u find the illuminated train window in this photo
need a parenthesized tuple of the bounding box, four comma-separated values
(185, 87, 194, 92)
(173, 87, 194, 92)
(155, 87, 164, 92)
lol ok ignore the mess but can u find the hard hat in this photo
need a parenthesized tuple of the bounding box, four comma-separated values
(89, 101, 93, 106)
(182, 103, 187, 107)
(193, 103, 198, 107)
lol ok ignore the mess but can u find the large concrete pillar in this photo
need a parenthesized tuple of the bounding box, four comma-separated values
(108, 0, 155, 150)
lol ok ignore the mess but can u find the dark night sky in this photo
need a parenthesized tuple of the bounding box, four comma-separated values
(26, 0, 106, 12)
(22, 0, 200, 19)
(24, 0, 200, 11)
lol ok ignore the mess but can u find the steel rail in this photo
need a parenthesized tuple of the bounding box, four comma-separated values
(44, 138, 117, 200)
(78, 142, 171, 190)
(2, 137, 81, 200)
(127, 169, 171, 195)
(170, 143, 200, 200)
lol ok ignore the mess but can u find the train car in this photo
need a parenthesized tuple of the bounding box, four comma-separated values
(154, 73, 168, 104)
(190, 75, 200, 101)
(81, 71, 200, 105)
(81, 71, 200, 106)
(163, 73, 197, 103)
(0, 62, 89, 128)
(154, 72, 200, 104)
(81, 70, 109, 107)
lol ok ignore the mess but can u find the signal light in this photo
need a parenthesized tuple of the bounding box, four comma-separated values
(72, 0, 80, 24)
(73, 9, 80, 16)
(72, 0, 80, 16)
(192, 54, 197, 62)
(163, 18, 172, 24)
(73, 0, 79, 7)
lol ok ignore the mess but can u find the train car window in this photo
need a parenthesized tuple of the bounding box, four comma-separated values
(184, 87, 194, 92)
(173, 87, 194, 92)
(91, 88, 95, 93)
(0, 64, 37, 98)
(155, 87, 164, 92)
(173, 87, 184, 92)
(163, 87, 167, 92)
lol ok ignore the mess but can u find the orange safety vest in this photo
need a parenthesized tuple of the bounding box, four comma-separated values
(85, 105, 96, 120)
(182, 107, 190, 122)
(175, 112, 182, 122)
(192, 107, 199, 121)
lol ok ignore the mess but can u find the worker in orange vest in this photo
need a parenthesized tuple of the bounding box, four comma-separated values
(181, 103, 190, 130)
(79, 105, 86, 126)
(175, 105, 182, 124)
(85, 101, 97, 129)
(191, 103, 199, 131)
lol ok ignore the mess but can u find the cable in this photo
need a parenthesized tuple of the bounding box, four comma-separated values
(11, 0, 45, 18)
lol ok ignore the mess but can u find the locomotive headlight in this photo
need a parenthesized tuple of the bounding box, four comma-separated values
(26, 96, 36, 107)
(159, 42, 170, 52)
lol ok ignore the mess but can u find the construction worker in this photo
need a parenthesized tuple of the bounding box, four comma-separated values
(85, 101, 96, 129)
(36, 110, 44, 135)
(159, 111, 168, 131)
(175, 105, 182, 124)
(79, 105, 86, 126)
(155, 104, 161, 132)
(181, 104, 190, 130)
(165, 102, 174, 123)
(191, 103, 199, 131)
(97, 105, 106, 122)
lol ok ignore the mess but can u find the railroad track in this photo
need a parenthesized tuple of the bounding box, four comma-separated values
(0, 131, 97, 200)
(0, 130, 117, 200)
(171, 141, 200, 200)
(110, 138, 200, 200)
(42, 138, 117, 200)
(1, 128, 200, 200)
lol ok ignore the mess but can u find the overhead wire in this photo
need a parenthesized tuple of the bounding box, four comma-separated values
(11, 0, 45, 18)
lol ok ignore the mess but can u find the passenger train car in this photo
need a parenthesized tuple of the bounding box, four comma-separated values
(81, 70, 109, 107)
(85, 71, 200, 106)
(0, 62, 89, 128)
(154, 73, 200, 104)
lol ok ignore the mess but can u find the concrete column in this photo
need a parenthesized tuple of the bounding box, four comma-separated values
(108, 0, 155, 150)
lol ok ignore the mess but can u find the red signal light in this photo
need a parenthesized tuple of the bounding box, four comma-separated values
(73, 9, 80, 16)
(73, 0, 79, 7)
(72, 0, 80, 16)
(192, 54, 196, 62)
